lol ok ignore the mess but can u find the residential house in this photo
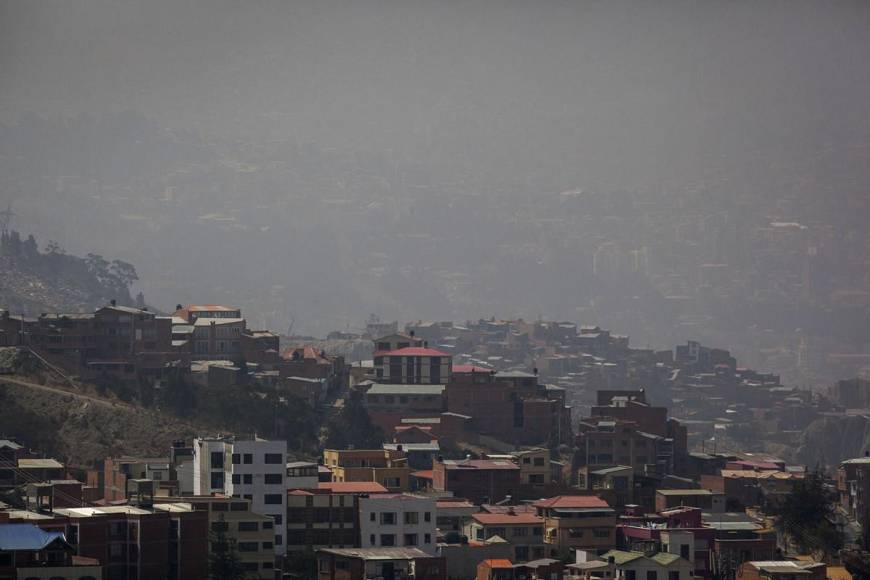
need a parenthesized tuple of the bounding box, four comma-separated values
(467, 508, 547, 562)
(0, 522, 102, 580)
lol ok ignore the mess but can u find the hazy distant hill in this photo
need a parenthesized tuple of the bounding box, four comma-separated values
(0, 230, 141, 315)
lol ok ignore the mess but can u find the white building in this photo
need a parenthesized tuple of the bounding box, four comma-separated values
(358, 494, 437, 555)
(193, 436, 288, 555)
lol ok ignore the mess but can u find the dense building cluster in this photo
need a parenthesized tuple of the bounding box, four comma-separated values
(0, 305, 865, 579)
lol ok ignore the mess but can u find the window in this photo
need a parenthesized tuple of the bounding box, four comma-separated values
(243, 453, 253, 464)
(404, 512, 419, 524)
(380, 512, 397, 525)
(384, 477, 401, 488)
(273, 515, 282, 525)
(210, 472, 225, 489)
(238, 522, 259, 532)
(212, 503, 228, 511)
(532, 527, 543, 536)
(424, 533, 431, 544)
(370, 512, 377, 521)
(0, 554, 11, 566)
(264, 494, 283, 504)
(404, 533, 418, 546)
(232, 453, 241, 465)
(568, 528, 584, 538)
(265, 453, 283, 464)
(523, 457, 531, 464)
(534, 457, 545, 466)
(370, 534, 376, 545)
(380, 534, 396, 546)
(647, 572, 657, 580)
(263, 542, 274, 550)
(265, 473, 283, 485)
(669, 573, 680, 580)
(238, 542, 259, 552)
(515, 546, 529, 561)
(211, 451, 224, 469)
(231, 502, 247, 511)
(594, 529, 610, 538)
(625, 572, 636, 580)
(263, 521, 273, 530)
(275, 535, 283, 545)
(424, 511, 431, 522)
(243, 474, 252, 484)
(512, 527, 528, 537)
(232, 474, 241, 484)
(680, 544, 690, 559)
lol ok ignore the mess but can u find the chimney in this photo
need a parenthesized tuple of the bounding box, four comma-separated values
(176, 304, 183, 312)
(110, 299, 117, 307)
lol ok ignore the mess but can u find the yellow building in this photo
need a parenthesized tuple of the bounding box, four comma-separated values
(323, 449, 410, 492)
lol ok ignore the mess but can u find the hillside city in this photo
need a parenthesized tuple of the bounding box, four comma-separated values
(3, 291, 870, 580)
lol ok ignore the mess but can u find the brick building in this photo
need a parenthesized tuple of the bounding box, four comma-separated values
(432, 459, 520, 505)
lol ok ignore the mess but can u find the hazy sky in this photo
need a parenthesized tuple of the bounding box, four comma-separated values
(3, 0, 870, 191)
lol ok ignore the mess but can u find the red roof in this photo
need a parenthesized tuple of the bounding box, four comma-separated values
(452, 364, 492, 374)
(483, 559, 515, 569)
(473, 512, 543, 525)
(411, 470, 434, 480)
(533, 495, 610, 509)
(317, 482, 388, 493)
(374, 347, 451, 358)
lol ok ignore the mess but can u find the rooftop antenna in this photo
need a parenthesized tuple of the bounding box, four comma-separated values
(0, 204, 14, 235)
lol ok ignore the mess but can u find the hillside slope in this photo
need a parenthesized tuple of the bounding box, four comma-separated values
(0, 230, 141, 315)
(0, 374, 211, 466)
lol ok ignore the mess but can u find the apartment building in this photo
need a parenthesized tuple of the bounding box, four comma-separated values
(533, 495, 617, 558)
(192, 436, 287, 555)
(373, 347, 453, 385)
(323, 449, 410, 492)
(155, 495, 275, 579)
(358, 494, 437, 555)
(286, 482, 388, 553)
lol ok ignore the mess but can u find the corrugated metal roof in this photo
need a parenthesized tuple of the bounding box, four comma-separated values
(319, 547, 435, 560)
(0, 524, 68, 550)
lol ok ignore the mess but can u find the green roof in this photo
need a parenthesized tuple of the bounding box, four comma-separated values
(650, 553, 682, 566)
(601, 551, 645, 565)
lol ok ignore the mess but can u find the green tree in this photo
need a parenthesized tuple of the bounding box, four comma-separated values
(209, 517, 247, 580)
(774, 468, 844, 559)
(324, 389, 385, 449)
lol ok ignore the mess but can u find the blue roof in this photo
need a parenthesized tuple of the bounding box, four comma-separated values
(0, 523, 68, 551)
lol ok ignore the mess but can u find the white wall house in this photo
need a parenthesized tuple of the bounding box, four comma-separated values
(358, 494, 437, 555)
(193, 436, 288, 555)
